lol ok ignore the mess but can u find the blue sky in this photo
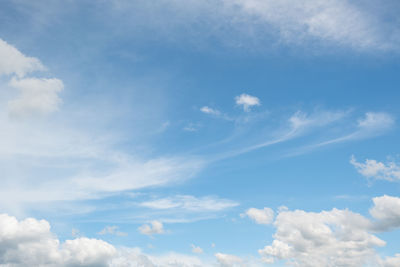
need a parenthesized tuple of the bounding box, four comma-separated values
(0, 0, 400, 266)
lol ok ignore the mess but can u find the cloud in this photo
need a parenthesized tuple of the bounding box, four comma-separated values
(200, 106, 221, 116)
(215, 253, 244, 267)
(105, 0, 399, 52)
(191, 244, 203, 254)
(0, 38, 45, 77)
(139, 195, 239, 212)
(0, 213, 212, 267)
(351, 156, 400, 182)
(288, 112, 395, 156)
(370, 195, 400, 231)
(98, 226, 127, 237)
(259, 208, 383, 266)
(243, 207, 274, 225)
(0, 213, 116, 267)
(259, 195, 400, 266)
(138, 221, 165, 236)
(8, 77, 64, 117)
(235, 94, 260, 112)
(112, 248, 207, 267)
(225, 0, 398, 51)
(0, 38, 63, 118)
(183, 122, 201, 132)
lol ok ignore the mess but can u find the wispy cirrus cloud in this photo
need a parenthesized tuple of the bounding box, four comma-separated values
(139, 195, 238, 212)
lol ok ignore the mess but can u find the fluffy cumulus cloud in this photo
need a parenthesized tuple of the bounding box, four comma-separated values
(0, 213, 116, 267)
(370, 195, 400, 231)
(258, 195, 400, 266)
(351, 156, 400, 182)
(244, 207, 274, 225)
(138, 221, 165, 236)
(0, 213, 213, 267)
(0, 38, 63, 117)
(235, 94, 260, 112)
(0, 39, 45, 77)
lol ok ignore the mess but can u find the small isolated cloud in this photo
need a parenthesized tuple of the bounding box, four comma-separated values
(350, 156, 400, 182)
(98, 226, 127, 237)
(183, 122, 201, 132)
(235, 94, 260, 112)
(215, 253, 244, 267)
(8, 77, 64, 117)
(200, 106, 221, 116)
(138, 220, 164, 236)
(191, 244, 203, 254)
(243, 207, 274, 225)
(0, 38, 45, 77)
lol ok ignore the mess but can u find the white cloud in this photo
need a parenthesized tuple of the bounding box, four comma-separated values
(215, 253, 244, 267)
(357, 112, 395, 131)
(191, 244, 203, 254)
(0, 213, 116, 267)
(98, 226, 127, 237)
(0, 38, 64, 118)
(183, 122, 201, 132)
(351, 156, 400, 182)
(138, 221, 165, 236)
(0, 213, 213, 267)
(235, 94, 260, 112)
(225, 0, 396, 51)
(8, 77, 64, 117)
(139, 195, 238, 212)
(370, 195, 400, 231)
(200, 106, 221, 116)
(112, 248, 207, 267)
(244, 207, 274, 225)
(259, 195, 400, 266)
(259, 208, 384, 266)
(0, 38, 45, 77)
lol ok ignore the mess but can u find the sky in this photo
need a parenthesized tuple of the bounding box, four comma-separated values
(0, 0, 400, 266)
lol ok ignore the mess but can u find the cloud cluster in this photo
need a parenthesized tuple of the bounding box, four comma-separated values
(0, 38, 63, 118)
(351, 156, 400, 182)
(0, 214, 116, 267)
(0, 213, 246, 267)
(257, 195, 400, 266)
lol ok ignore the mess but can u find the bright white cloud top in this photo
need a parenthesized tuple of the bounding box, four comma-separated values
(235, 93, 261, 112)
